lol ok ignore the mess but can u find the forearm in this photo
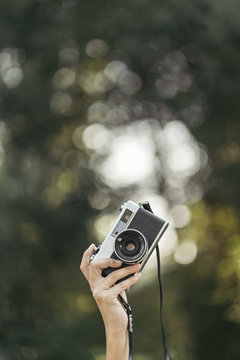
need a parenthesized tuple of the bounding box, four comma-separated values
(105, 327, 129, 360)
(80, 246, 140, 360)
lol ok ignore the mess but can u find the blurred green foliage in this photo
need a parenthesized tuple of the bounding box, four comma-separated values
(0, 0, 240, 359)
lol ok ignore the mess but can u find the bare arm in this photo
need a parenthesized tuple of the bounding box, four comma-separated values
(80, 244, 141, 360)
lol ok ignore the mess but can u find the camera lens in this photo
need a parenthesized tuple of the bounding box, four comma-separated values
(125, 241, 136, 252)
(114, 229, 148, 263)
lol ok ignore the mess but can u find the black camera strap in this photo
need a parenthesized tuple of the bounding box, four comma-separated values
(140, 201, 170, 360)
(118, 294, 133, 360)
(118, 201, 170, 360)
(156, 242, 170, 360)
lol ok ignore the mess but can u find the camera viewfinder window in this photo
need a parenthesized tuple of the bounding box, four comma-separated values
(121, 209, 133, 223)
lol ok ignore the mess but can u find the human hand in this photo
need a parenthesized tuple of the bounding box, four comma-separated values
(80, 243, 141, 334)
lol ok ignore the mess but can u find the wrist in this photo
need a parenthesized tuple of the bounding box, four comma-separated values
(105, 324, 128, 337)
(105, 326, 128, 360)
(101, 312, 128, 335)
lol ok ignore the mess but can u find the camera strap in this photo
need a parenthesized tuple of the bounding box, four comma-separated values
(140, 201, 170, 360)
(118, 201, 170, 360)
(118, 294, 133, 360)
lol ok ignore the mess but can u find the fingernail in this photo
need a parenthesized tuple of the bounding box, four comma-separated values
(134, 273, 141, 279)
(114, 259, 122, 264)
(134, 263, 141, 269)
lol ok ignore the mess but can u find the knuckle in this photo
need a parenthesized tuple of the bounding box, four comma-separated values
(83, 249, 89, 256)
(93, 290, 105, 302)
(90, 259, 99, 268)
(92, 290, 99, 300)
(80, 263, 84, 273)
(118, 281, 127, 290)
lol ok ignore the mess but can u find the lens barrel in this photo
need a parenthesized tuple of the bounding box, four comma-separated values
(114, 229, 148, 263)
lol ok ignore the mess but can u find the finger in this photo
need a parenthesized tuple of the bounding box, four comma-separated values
(88, 258, 122, 283)
(103, 263, 141, 288)
(109, 272, 141, 296)
(80, 243, 95, 280)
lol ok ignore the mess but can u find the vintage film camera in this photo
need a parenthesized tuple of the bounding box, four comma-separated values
(91, 200, 169, 281)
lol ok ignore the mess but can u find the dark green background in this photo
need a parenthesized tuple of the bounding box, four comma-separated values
(0, 0, 240, 359)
